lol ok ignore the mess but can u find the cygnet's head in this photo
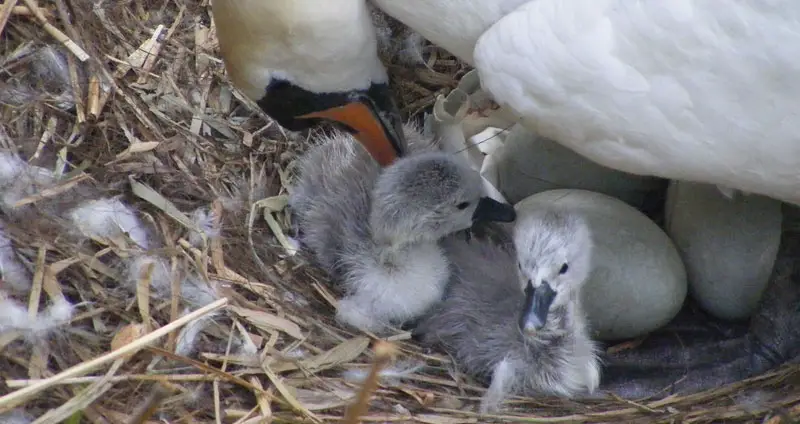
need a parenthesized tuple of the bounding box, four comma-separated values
(370, 152, 516, 244)
(513, 209, 592, 335)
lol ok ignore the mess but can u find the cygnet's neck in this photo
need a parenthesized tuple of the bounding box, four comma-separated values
(524, 294, 585, 342)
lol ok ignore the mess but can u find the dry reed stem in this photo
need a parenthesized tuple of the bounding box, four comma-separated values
(126, 383, 174, 424)
(19, 0, 88, 61)
(0, 0, 20, 36)
(0, 298, 228, 413)
(343, 341, 399, 424)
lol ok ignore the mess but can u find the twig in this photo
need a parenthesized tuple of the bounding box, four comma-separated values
(0, 0, 19, 37)
(12, 173, 90, 207)
(19, 0, 89, 61)
(33, 359, 124, 424)
(126, 383, 175, 424)
(5, 374, 219, 388)
(343, 341, 398, 424)
(11, 5, 35, 16)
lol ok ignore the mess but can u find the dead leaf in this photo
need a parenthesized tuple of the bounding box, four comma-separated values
(416, 415, 478, 424)
(294, 386, 355, 411)
(230, 306, 304, 340)
(114, 141, 161, 161)
(274, 336, 369, 373)
(111, 323, 146, 358)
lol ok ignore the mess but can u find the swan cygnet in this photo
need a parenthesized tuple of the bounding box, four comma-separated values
(416, 209, 600, 413)
(289, 126, 516, 334)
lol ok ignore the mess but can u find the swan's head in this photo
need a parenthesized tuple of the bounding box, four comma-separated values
(370, 152, 516, 245)
(513, 210, 592, 334)
(212, 0, 405, 166)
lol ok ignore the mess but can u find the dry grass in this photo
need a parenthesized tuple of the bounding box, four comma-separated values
(0, 1, 799, 423)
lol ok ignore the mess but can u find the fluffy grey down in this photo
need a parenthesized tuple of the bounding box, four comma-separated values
(416, 210, 600, 412)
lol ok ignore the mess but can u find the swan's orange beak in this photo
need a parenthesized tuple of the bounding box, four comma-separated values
(257, 80, 406, 167)
(300, 100, 403, 167)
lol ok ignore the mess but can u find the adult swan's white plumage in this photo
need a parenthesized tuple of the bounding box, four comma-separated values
(372, 0, 800, 205)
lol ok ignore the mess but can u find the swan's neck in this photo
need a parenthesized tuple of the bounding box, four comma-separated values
(214, 0, 387, 99)
(371, 0, 528, 64)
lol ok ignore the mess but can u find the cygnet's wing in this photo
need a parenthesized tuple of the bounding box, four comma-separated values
(416, 235, 524, 380)
(289, 132, 379, 274)
(600, 232, 800, 398)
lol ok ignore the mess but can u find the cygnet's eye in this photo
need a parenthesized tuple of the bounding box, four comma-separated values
(456, 201, 470, 210)
(559, 263, 569, 274)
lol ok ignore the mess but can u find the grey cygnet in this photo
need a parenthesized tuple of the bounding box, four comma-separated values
(289, 124, 515, 334)
(415, 209, 600, 412)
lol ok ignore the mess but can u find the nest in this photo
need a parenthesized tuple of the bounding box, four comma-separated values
(0, 1, 798, 423)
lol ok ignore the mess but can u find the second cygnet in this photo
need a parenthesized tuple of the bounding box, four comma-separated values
(290, 125, 515, 334)
(415, 209, 600, 413)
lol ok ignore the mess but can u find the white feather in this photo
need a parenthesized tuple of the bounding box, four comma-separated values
(0, 152, 55, 215)
(175, 310, 217, 357)
(0, 409, 34, 424)
(125, 255, 220, 307)
(69, 197, 151, 249)
(126, 254, 172, 294)
(0, 225, 31, 292)
(187, 207, 220, 248)
(0, 295, 74, 338)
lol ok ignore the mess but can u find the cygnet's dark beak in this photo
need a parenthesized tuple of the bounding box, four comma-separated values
(472, 197, 516, 223)
(259, 80, 407, 167)
(519, 281, 557, 334)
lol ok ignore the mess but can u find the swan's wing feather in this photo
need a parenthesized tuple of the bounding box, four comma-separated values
(473, 0, 800, 203)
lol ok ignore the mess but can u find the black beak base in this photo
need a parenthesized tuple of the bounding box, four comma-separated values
(472, 197, 517, 223)
(519, 281, 557, 333)
(257, 79, 407, 156)
(354, 82, 407, 155)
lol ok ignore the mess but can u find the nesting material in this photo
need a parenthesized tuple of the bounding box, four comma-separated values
(0, 152, 30, 183)
(370, 6, 427, 66)
(0, 409, 33, 424)
(125, 254, 220, 307)
(0, 45, 77, 110)
(0, 295, 74, 338)
(125, 254, 170, 292)
(342, 359, 425, 387)
(174, 310, 219, 357)
(187, 207, 220, 248)
(30, 45, 72, 94)
(68, 197, 151, 249)
(0, 152, 56, 215)
(0, 224, 31, 292)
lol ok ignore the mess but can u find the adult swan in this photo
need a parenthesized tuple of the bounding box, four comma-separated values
(372, 0, 800, 205)
(210, 0, 800, 398)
